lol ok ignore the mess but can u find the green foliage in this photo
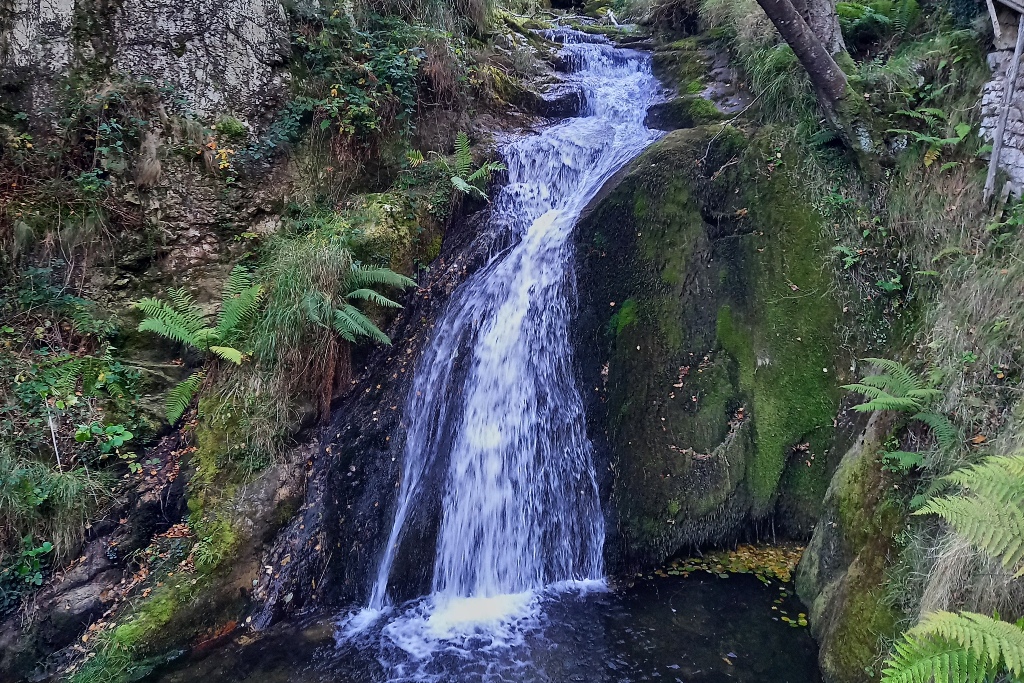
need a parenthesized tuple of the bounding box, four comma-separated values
(838, 0, 920, 49)
(0, 535, 53, 611)
(434, 131, 505, 200)
(242, 9, 426, 163)
(136, 266, 262, 423)
(0, 448, 111, 569)
(916, 454, 1024, 576)
(882, 611, 1024, 683)
(843, 358, 942, 413)
(74, 422, 138, 472)
(844, 359, 958, 473)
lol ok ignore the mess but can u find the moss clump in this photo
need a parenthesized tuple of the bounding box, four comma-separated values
(652, 38, 711, 95)
(822, 551, 899, 682)
(609, 298, 639, 335)
(214, 115, 247, 140)
(687, 97, 725, 124)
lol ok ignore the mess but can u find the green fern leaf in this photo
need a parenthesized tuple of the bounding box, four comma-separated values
(916, 492, 1024, 572)
(166, 371, 204, 424)
(346, 288, 404, 308)
(138, 312, 200, 349)
(334, 304, 391, 345)
(913, 412, 959, 451)
(167, 288, 206, 333)
(454, 131, 473, 179)
(347, 266, 416, 290)
(451, 175, 485, 199)
(329, 307, 361, 343)
(209, 346, 244, 364)
(883, 612, 1024, 683)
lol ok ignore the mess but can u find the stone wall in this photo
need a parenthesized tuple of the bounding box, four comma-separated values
(980, 7, 1024, 196)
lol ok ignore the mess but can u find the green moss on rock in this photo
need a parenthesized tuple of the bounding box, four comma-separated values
(796, 413, 903, 683)
(574, 125, 841, 570)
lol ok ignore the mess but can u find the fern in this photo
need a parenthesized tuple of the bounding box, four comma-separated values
(843, 359, 958, 463)
(916, 454, 1024, 575)
(882, 612, 1024, 683)
(215, 266, 263, 341)
(165, 371, 204, 424)
(137, 268, 260, 424)
(433, 131, 506, 201)
(346, 288, 404, 308)
(454, 131, 473, 179)
(347, 266, 416, 290)
(913, 412, 958, 451)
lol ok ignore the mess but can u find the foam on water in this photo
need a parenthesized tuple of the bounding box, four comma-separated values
(338, 28, 664, 680)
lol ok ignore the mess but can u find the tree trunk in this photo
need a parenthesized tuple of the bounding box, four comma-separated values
(790, 0, 846, 55)
(753, 0, 849, 119)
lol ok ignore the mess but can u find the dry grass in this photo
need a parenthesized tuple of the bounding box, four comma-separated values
(918, 532, 1024, 621)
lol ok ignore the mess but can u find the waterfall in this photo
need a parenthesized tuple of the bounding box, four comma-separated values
(339, 27, 664, 677)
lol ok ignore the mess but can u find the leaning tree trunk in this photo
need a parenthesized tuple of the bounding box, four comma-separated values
(754, 0, 849, 123)
(789, 0, 846, 55)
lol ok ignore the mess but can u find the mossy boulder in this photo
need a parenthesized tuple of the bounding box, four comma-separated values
(796, 412, 903, 683)
(645, 95, 725, 130)
(574, 125, 841, 571)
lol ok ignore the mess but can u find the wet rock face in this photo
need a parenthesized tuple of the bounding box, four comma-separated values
(3, 0, 289, 122)
(251, 198, 505, 624)
(573, 126, 842, 573)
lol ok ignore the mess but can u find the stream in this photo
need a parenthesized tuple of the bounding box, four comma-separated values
(152, 28, 821, 683)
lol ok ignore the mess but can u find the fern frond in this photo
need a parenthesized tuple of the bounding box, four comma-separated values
(916, 493, 1024, 572)
(166, 371, 204, 424)
(863, 357, 924, 393)
(906, 387, 943, 404)
(334, 304, 391, 345)
(883, 633, 987, 683)
(451, 175, 486, 199)
(913, 412, 959, 451)
(883, 611, 1024, 683)
(330, 307, 361, 343)
(302, 291, 335, 327)
(857, 374, 906, 392)
(209, 346, 244, 365)
(137, 307, 202, 349)
(346, 288, 404, 308)
(347, 266, 416, 290)
(216, 282, 263, 341)
(466, 160, 506, 184)
(841, 382, 921, 412)
(454, 131, 473, 179)
(166, 288, 206, 333)
(221, 265, 254, 300)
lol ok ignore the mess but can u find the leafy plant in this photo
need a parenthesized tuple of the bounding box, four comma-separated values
(434, 131, 505, 200)
(882, 611, 1024, 683)
(888, 115, 972, 168)
(883, 453, 1024, 682)
(135, 266, 263, 423)
(843, 358, 942, 413)
(915, 453, 1024, 575)
(843, 358, 958, 471)
(74, 422, 138, 472)
(832, 244, 863, 269)
(0, 536, 54, 610)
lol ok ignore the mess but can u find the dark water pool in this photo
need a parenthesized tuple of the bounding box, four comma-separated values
(151, 573, 821, 683)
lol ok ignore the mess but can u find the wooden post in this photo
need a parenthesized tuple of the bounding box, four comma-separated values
(985, 12, 1024, 202)
(988, 0, 1003, 42)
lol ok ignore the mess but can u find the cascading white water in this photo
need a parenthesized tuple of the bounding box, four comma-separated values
(340, 27, 664, 677)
